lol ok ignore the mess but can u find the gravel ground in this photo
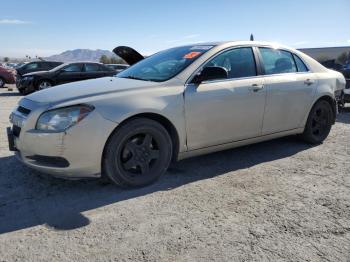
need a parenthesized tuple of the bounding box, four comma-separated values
(0, 84, 350, 261)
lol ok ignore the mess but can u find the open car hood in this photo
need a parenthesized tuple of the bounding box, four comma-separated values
(113, 46, 144, 66)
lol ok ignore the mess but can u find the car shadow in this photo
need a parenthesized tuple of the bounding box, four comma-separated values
(0, 90, 22, 97)
(0, 136, 313, 234)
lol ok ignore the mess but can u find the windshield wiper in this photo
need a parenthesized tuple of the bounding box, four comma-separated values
(119, 75, 159, 82)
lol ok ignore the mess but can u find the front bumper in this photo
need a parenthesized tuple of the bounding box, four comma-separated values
(8, 104, 117, 179)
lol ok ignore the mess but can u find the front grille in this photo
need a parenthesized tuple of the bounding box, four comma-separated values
(17, 106, 31, 115)
(12, 125, 21, 137)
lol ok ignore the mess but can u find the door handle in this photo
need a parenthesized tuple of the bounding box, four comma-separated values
(304, 79, 315, 85)
(250, 84, 264, 92)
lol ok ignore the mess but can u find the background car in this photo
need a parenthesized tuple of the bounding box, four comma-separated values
(16, 61, 62, 77)
(17, 62, 116, 94)
(0, 65, 16, 88)
(16, 61, 62, 89)
(106, 64, 129, 73)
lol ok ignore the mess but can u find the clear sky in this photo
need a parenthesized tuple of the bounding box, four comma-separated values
(0, 0, 349, 58)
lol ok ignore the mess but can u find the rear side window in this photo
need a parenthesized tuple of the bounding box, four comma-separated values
(50, 62, 62, 68)
(41, 62, 52, 70)
(293, 54, 308, 72)
(205, 47, 257, 79)
(259, 48, 297, 75)
(99, 64, 112, 71)
(85, 63, 100, 72)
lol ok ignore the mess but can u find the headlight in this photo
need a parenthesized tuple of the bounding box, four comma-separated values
(36, 105, 94, 131)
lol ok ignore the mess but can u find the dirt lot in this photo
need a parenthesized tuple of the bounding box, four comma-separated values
(0, 84, 350, 261)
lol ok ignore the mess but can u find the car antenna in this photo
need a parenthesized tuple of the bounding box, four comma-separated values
(250, 34, 254, 41)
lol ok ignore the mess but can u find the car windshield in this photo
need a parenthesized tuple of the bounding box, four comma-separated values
(118, 45, 214, 82)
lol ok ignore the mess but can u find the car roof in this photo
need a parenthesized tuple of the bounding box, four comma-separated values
(177, 40, 294, 50)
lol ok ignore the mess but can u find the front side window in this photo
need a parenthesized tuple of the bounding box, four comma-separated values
(204, 47, 257, 79)
(25, 63, 40, 70)
(62, 64, 82, 72)
(259, 48, 297, 75)
(118, 45, 214, 82)
(293, 54, 308, 72)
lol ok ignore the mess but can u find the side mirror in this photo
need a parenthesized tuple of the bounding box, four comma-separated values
(192, 66, 228, 84)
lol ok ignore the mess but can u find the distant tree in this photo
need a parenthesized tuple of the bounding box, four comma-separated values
(3, 57, 9, 62)
(110, 57, 118, 64)
(100, 55, 127, 64)
(99, 55, 110, 64)
(336, 52, 349, 65)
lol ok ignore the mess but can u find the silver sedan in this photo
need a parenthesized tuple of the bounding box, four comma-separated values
(7, 41, 346, 187)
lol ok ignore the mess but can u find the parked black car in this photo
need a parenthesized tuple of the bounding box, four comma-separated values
(17, 62, 116, 94)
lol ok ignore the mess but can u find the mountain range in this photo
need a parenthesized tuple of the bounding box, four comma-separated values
(46, 49, 119, 62)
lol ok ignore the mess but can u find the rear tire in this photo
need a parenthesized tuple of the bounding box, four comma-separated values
(103, 118, 172, 187)
(301, 100, 333, 144)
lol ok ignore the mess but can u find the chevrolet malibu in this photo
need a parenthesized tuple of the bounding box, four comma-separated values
(7, 41, 346, 187)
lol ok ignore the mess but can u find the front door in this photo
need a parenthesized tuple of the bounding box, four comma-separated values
(56, 63, 83, 85)
(185, 47, 267, 150)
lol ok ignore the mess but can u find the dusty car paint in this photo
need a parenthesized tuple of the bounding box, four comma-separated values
(8, 41, 346, 178)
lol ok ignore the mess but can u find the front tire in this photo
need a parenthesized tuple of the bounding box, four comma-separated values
(0, 77, 5, 88)
(103, 118, 172, 187)
(301, 100, 333, 144)
(37, 80, 52, 90)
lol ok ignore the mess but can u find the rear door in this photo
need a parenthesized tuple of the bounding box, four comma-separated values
(185, 47, 266, 150)
(55, 63, 84, 85)
(82, 63, 107, 80)
(258, 47, 317, 134)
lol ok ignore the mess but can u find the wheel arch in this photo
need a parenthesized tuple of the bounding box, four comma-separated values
(102, 112, 180, 165)
(309, 95, 337, 125)
(35, 78, 53, 90)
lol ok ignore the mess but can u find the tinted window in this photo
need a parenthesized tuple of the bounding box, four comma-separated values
(293, 54, 308, 72)
(205, 47, 257, 79)
(118, 45, 214, 82)
(259, 48, 297, 74)
(62, 64, 82, 72)
(41, 62, 52, 70)
(25, 63, 40, 70)
(99, 64, 113, 71)
(50, 62, 62, 68)
(85, 64, 100, 72)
